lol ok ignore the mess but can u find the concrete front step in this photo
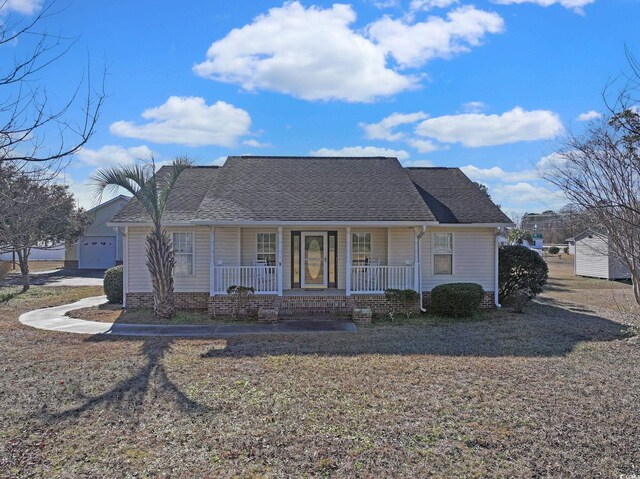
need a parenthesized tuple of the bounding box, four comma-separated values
(278, 309, 352, 320)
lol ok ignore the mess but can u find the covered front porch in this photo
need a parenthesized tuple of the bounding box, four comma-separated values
(209, 225, 423, 297)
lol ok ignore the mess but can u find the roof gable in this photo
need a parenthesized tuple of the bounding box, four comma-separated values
(408, 167, 512, 224)
(193, 156, 436, 222)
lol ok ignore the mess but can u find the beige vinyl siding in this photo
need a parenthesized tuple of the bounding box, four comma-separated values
(575, 234, 610, 279)
(127, 226, 210, 293)
(421, 227, 496, 291)
(214, 227, 240, 266)
(387, 228, 414, 265)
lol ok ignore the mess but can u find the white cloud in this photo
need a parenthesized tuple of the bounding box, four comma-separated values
(493, 0, 594, 14)
(0, 0, 42, 15)
(243, 139, 271, 148)
(310, 146, 410, 160)
(368, 5, 505, 68)
(494, 182, 566, 205)
(76, 145, 154, 167)
(110, 96, 251, 147)
(576, 110, 602, 121)
(415, 107, 563, 147)
(410, 0, 459, 11)
(403, 158, 435, 167)
(461, 101, 485, 113)
(194, 2, 415, 102)
(461, 164, 538, 182)
(406, 138, 440, 153)
(65, 176, 127, 210)
(361, 111, 428, 140)
(211, 156, 228, 166)
(194, 2, 504, 102)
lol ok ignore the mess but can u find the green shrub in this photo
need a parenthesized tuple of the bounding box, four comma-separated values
(499, 245, 548, 303)
(548, 246, 560, 255)
(226, 285, 255, 319)
(384, 288, 420, 319)
(103, 265, 123, 303)
(430, 283, 485, 318)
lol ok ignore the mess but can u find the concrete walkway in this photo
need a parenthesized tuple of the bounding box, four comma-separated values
(19, 296, 357, 337)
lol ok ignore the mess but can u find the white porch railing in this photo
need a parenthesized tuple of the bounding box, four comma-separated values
(350, 265, 414, 293)
(213, 266, 278, 294)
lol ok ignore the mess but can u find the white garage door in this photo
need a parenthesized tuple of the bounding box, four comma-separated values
(79, 236, 116, 269)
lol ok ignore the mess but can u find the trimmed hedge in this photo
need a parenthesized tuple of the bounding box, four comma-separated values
(430, 282, 485, 318)
(104, 265, 123, 303)
(499, 245, 548, 303)
(548, 246, 560, 255)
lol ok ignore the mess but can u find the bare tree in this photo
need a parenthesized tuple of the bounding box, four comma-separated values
(0, 1, 104, 171)
(542, 111, 640, 305)
(0, 165, 89, 291)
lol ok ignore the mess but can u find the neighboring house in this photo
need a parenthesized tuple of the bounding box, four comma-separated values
(110, 157, 513, 315)
(565, 237, 576, 255)
(574, 229, 631, 280)
(65, 195, 130, 270)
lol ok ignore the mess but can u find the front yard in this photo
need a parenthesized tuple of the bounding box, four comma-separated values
(1, 259, 639, 478)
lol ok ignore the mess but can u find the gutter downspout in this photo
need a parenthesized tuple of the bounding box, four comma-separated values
(494, 228, 501, 308)
(417, 225, 427, 312)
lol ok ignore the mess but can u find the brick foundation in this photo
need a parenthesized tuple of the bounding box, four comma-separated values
(421, 291, 496, 309)
(125, 290, 496, 316)
(127, 292, 209, 309)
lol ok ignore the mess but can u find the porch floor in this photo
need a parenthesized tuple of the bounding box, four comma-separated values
(283, 289, 347, 297)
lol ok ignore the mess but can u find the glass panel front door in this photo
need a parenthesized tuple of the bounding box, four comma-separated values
(302, 233, 327, 288)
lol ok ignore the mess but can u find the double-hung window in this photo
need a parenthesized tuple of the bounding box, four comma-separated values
(433, 232, 453, 275)
(173, 232, 194, 275)
(256, 233, 276, 266)
(352, 232, 372, 265)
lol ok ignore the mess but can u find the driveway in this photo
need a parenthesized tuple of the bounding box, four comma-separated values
(1, 269, 104, 287)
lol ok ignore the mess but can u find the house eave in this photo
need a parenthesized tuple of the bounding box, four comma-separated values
(190, 220, 439, 227)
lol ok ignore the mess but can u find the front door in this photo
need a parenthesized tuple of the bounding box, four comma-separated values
(301, 232, 327, 288)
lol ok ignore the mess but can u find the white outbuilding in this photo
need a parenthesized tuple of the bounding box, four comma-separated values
(574, 229, 631, 280)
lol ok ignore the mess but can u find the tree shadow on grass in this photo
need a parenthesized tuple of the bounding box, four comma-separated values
(43, 336, 208, 425)
(201, 302, 631, 359)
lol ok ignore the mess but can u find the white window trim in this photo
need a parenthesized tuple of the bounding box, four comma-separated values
(432, 231, 454, 276)
(351, 231, 373, 265)
(173, 231, 195, 276)
(256, 232, 277, 266)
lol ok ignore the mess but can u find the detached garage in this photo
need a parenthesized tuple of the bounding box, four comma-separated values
(65, 195, 130, 270)
(574, 229, 631, 280)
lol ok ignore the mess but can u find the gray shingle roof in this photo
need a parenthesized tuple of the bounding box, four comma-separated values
(408, 167, 512, 224)
(111, 158, 511, 225)
(111, 166, 219, 223)
(193, 156, 435, 222)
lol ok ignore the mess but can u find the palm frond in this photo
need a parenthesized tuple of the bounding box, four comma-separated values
(157, 157, 193, 218)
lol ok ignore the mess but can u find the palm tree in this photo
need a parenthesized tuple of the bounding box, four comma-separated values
(92, 157, 191, 318)
(508, 228, 534, 246)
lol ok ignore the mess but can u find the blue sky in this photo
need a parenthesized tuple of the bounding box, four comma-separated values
(4, 0, 640, 218)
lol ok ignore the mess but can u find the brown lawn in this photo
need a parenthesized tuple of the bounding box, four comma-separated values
(0, 259, 639, 478)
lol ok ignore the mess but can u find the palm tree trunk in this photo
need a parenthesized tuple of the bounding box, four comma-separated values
(146, 225, 175, 318)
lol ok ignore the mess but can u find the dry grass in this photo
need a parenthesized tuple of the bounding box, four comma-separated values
(1, 260, 64, 273)
(66, 304, 215, 325)
(1, 262, 639, 478)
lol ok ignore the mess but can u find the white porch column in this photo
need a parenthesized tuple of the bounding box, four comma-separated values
(346, 226, 351, 296)
(277, 226, 283, 296)
(210, 226, 215, 296)
(413, 228, 420, 292)
(122, 226, 128, 308)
